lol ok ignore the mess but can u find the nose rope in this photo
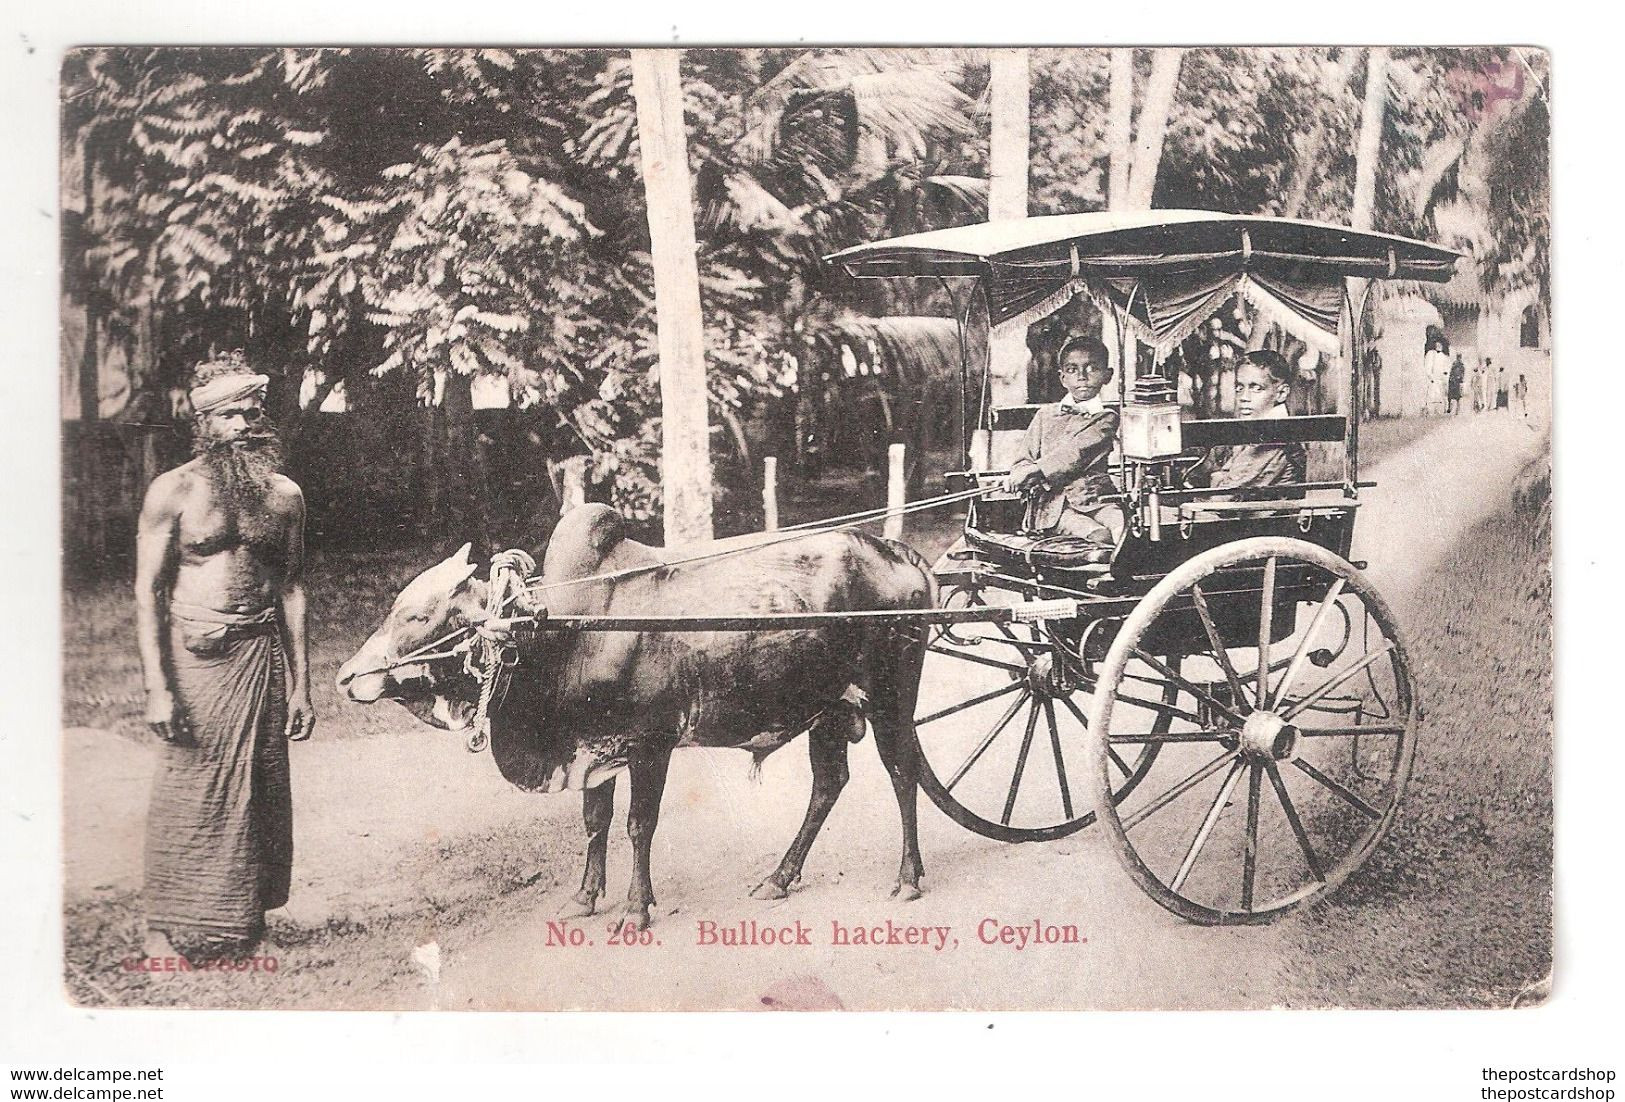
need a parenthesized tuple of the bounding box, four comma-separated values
(343, 624, 478, 681)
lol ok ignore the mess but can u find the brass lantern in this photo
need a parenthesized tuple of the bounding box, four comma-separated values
(1121, 373, 1183, 461)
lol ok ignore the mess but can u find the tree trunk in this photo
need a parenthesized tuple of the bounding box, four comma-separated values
(1105, 49, 1182, 388)
(75, 129, 107, 571)
(1341, 48, 1390, 416)
(988, 49, 1031, 223)
(631, 48, 714, 545)
(986, 48, 1031, 414)
(443, 371, 493, 555)
(1126, 48, 1183, 211)
(1352, 47, 1388, 232)
(1106, 49, 1134, 211)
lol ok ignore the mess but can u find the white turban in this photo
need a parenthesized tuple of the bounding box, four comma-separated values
(190, 372, 269, 414)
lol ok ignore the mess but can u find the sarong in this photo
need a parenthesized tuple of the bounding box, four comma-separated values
(144, 602, 292, 944)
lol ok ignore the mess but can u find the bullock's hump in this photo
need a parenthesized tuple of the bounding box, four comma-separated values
(544, 504, 626, 577)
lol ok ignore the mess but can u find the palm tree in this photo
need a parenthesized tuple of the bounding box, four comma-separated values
(630, 48, 715, 544)
(987, 48, 1032, 409)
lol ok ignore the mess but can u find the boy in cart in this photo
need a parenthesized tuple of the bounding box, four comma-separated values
(1186, 348, 1308, 496)
(1003, 336, 1124, 547)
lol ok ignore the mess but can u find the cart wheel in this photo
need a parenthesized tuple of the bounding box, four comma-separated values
(915, 611, 1168, 842)
(1088, 537, 1417, 924)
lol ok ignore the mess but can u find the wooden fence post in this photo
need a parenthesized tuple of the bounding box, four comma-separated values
(562, 456, 588, 511)
(762, 456, 779, 531)
(884, 443, 906, 541)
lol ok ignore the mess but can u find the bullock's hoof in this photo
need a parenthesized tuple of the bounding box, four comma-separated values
(750, 879, 790, 901)
(612, 906, 652, 933)
(890, 882, 923, 903)
(559, 891, 599, 919)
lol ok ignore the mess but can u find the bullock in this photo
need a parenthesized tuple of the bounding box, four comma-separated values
(336, 504, 936, 930)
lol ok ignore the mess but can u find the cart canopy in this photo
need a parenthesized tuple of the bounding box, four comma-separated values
(826, 210, 1461, 354)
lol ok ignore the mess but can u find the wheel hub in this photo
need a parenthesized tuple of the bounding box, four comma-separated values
(1237, 710, 1299, 761)
(1025, 653, 1080, 698)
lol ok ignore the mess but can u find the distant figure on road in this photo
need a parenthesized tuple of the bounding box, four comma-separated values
(1494, 361, 1509, 410)
(134, 352, 314, 962)
(1471, 360, 1488, 412)
(1448, 353, 1466, 414)
(1423, 338, 1450, 415)
(1515, 373, 1530, 416)
(1361, 346, 1382, 420)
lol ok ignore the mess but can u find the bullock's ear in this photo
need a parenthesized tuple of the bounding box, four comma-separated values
(433, 544, 480, 589)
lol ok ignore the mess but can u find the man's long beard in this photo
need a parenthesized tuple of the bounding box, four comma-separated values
(193, 424, 287, 516)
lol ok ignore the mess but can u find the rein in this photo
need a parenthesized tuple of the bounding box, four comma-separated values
(520, 483, 996, 601)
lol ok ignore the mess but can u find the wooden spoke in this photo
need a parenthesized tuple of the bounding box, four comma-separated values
(928, 645, 1027, 675)
(1296, 724, 1408, 738)
(1281, 643, 1396, 720)
(980, 635, 1055, 653)
(1170, 759, 1247, 892)
(1291, 696, 1366, 717)
(1237, 654, 1293, 689)
(1122, 750, 1238, 831)
(1265, 761, 1325, 882)
(1190, 582, 1249, 706)
(1042, 699, 1074, 820)
(1241, 764, 1263, 910)
(918, 679, 1023, 726)
(1269, 578, 1346, 708)
(1107, 729, 1234, 744)
(1071, 672, 1207, 727)
(1131, 649, 1246, 724)
(1255, 556, 1277, 708)
(1001, 700, 1041, 826)
(1058, 694, 1130, 777)
(1291, 758, 1382, 819)
(991, 622, 1053, 651)
(1110, 691, 1208, 728)
(945, 690, 1030, 791)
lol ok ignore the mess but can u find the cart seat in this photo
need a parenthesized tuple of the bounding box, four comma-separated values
(963, 525, 1114, 569)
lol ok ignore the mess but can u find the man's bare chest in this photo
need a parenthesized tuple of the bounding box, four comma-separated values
(178, 486, 288, 560)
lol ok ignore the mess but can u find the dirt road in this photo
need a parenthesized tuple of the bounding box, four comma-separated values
(64, 406, 1549, 1010)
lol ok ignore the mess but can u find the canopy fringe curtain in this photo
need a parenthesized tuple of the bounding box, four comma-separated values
(986, 276, 1092, 337)
(1234, 273, 1343, 356)
(988, 270, 1346, 363)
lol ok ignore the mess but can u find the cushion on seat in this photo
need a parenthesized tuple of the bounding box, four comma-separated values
(965, 526, 1113, 570)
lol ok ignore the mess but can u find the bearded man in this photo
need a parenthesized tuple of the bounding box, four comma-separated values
(133, 353, 314, 960)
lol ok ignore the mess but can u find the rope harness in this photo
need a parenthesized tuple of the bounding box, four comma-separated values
(462, 549, 536, 753)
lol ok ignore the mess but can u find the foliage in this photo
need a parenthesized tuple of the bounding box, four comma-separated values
(64, 46, 1546, 536)
(1400, 48, 1550, 300)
